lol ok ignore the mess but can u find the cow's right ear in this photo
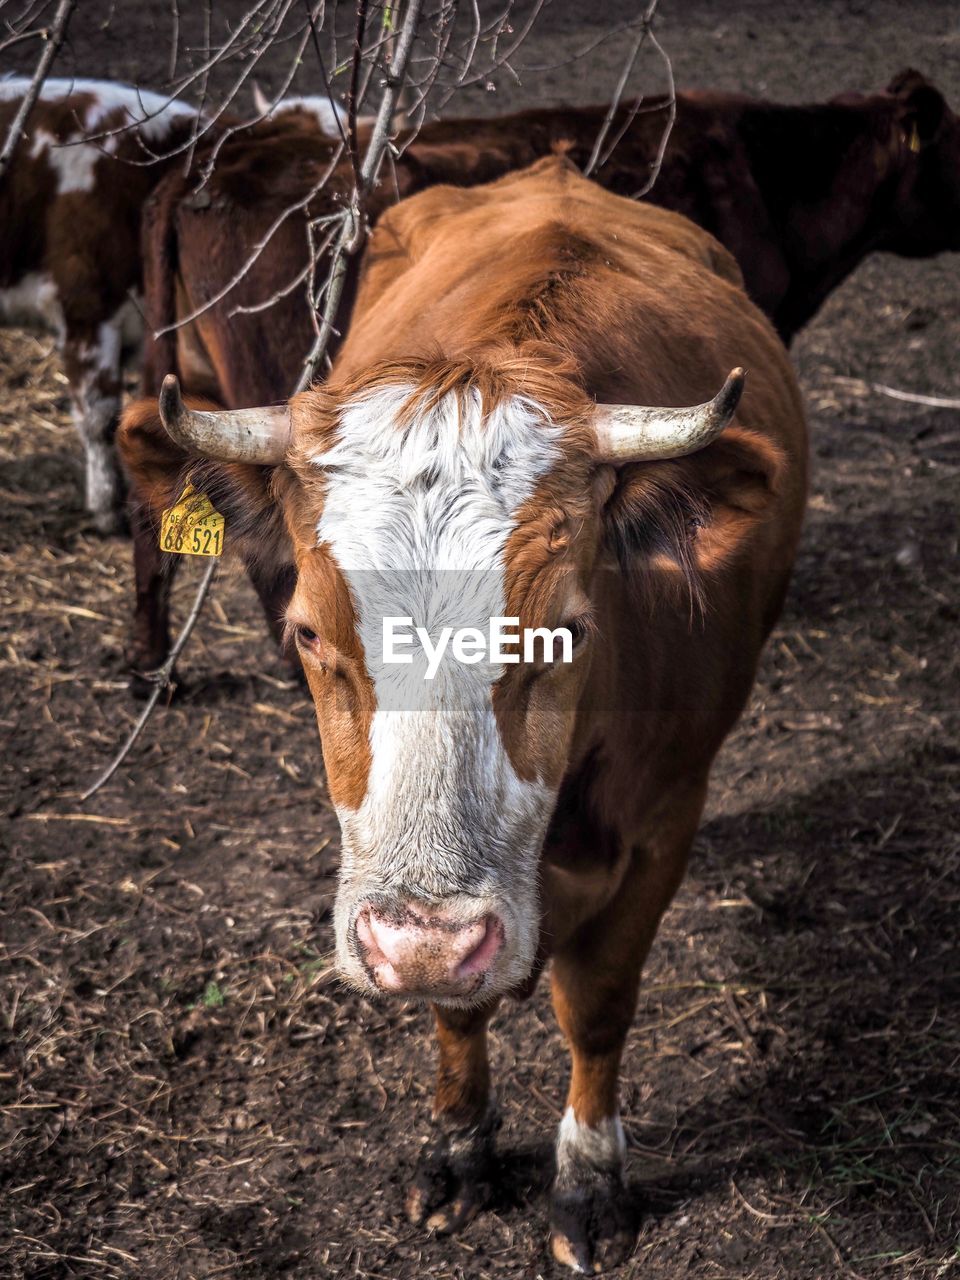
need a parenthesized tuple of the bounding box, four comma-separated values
(602, 426, 786, 586)
(888, 68, 947, 149)
(117, 396, 293, 576)
(186, 456, 294, 576)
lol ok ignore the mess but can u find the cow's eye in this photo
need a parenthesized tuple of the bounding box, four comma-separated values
(295, 624, 319, 646)
(566, 615, 591, 650)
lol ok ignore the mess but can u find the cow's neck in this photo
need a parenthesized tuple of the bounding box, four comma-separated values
(741, 98, 904, 335)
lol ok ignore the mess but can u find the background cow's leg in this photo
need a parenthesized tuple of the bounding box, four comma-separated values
(406, 999, 500, 1234)
(548, 782, 706, 1272)
(63, 323, 126, 535)
(128, 499, 179, 694)
(116, 401, 188, 693)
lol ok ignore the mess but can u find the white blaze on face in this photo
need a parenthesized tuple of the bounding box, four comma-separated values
(311, 383, 563, 987)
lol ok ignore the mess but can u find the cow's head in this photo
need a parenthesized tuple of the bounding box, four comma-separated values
(251, 83, 350, 137)
(159, 357, 779, 1006)
(880, 69, 960, 254)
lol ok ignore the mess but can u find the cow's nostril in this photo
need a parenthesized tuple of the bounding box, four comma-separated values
(355, 908, 386, 966)
(454, 915, 503, 978)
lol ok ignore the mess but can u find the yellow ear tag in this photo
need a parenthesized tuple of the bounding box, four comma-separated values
(908, 122, 921, 153)
(160, 483, 225, 557)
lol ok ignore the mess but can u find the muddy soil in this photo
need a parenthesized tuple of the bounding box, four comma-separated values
(1, 3, 959, 1277)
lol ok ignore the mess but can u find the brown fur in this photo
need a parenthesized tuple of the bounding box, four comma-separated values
(287, 547, 374, 812)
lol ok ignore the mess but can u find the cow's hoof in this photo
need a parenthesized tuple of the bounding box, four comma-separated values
(405, 1109, 498, 1235)
(549, 1179, 635, 1273)
(405, 1162, 487, 1234)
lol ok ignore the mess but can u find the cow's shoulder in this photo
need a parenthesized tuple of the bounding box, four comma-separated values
(371, 154, 739, 276)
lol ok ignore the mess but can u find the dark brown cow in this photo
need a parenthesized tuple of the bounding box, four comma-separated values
(120, 156, 808, 1270)
(122, 67, 956, 673)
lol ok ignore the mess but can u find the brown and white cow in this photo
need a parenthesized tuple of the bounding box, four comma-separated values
(122, 67, 956, 674)
(0, 78, 204, 531)
(0, 78, 349, 532)
(120, 157, 807, 1269)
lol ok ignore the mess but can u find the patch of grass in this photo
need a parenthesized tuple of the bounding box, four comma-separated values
(201, 980, 225, 1009)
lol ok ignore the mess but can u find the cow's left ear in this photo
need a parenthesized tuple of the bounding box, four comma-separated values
(603, 427, 786, 579)
(888, 68, 946, 149)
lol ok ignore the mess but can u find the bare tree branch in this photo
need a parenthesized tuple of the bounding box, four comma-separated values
(433, 0, 550, 108)
(584, 0, 658, 178)
(295, 0, 426, 392)
(81, 559, 218, 801)
(873, 384, 960, 409)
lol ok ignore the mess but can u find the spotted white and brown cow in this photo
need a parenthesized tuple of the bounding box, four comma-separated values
(119, 157, 807, 1270)
(0, 77, 349, 532)
(0, 78, 204, 530)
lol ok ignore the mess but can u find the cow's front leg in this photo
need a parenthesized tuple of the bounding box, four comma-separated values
(406, 999, 500, 1234)
(127, 497, 179, 696)
(549, 955, 637, 1273)
(64, 327, 125, 534)
(548, 789, 702, 1272)
(115, 402, 188, 692)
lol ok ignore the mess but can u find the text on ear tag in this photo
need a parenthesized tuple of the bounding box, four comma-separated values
(160, 483, 225, 557)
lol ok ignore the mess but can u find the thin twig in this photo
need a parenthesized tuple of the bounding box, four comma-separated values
(632, 29, 675, 198)
(167, 0, 181, 82)
(873, 384, 960, 409)
(584, 0, 658, 178)
(0, 0, 76, 181)
(81, 559, 218, 801)
(294, 0, 425, 392)
(345, 0, 371, 190)
(302, 0, 351, 152)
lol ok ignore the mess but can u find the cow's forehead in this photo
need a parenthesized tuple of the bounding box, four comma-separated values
(298, 382, 567, 708)
(308, 381, 564, 572)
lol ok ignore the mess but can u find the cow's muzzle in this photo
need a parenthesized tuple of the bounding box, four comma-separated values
(352, 899, 504, 1000)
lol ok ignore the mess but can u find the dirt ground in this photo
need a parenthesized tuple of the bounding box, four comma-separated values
(2, 3, 959, 1278)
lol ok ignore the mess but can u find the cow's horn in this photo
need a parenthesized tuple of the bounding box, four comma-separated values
(592, 368, 745, 462)
(159, 374, 293, 465)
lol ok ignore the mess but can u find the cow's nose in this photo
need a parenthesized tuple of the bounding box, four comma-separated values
(355, 904, 503, 996)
